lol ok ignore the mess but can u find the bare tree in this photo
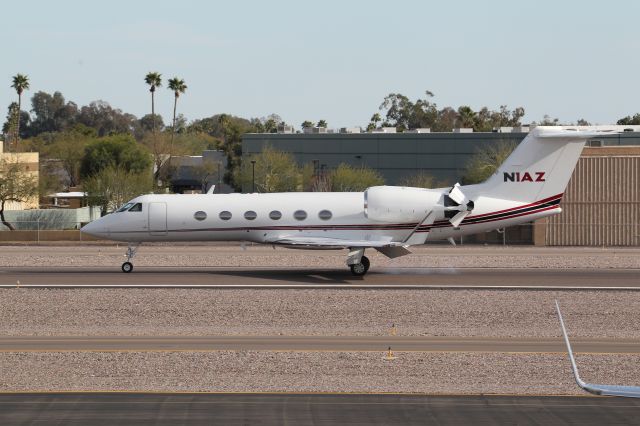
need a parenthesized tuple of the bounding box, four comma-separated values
(0, 159, 38, 230)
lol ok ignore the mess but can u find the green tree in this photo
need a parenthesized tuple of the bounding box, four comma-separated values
(535, 115, 560, 126)
(233, 146, 301, 193)
(167, 77, 187, 159)
(0, 159, 38, 230)
(399, 172, 437, 188)
(2, 103, 30, 138)
(144, 72, 162, 134)
(375, 91, 524, 132)
(456, 106, 477, 128)
(29, 91, 78, 135)
(301, 120, 314, 130)
(78, 100, 138, 137)
(46, 131, 90, 187)
(192, 158, 222, 193)
(317, 119, 327, 128)
(84, 166, 153, 214)
(366, 113, 382, 131)
(80, 134, 151, 178)
(329, 164, 384, 191)
(10, 73, 30, 151)
(462, 140, 516, 184)
(617, 114, 640, 125)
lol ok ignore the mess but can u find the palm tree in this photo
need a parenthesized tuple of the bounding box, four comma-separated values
(167, 77, 187, 159)
(10, 74, 29, 152)
(144, 72, 162, 134)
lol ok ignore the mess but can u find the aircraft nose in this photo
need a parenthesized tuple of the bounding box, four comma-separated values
(81, 220, 107, 238)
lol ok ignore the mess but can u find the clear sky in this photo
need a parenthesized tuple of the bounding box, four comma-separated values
(2, 0, 639, 129)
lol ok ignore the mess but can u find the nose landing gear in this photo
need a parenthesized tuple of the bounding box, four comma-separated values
(122, 244, 139, 273)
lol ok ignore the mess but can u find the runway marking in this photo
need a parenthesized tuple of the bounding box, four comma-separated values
(1, 284, 640, 290)
(0, 401, 634, 407)
(0, 390, 602, 397)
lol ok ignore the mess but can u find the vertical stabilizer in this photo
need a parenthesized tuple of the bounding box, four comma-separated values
(480, 127, 614, 203)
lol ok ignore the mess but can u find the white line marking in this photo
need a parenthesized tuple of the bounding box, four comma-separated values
(0, 284, 638, 290)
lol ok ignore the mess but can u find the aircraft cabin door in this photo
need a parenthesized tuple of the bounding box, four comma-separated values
(148, 202, 168, 236)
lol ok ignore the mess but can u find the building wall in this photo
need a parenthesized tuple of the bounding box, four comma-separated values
(0, 151, 39, 210)
(545, 147, 640, 246)
(243, 131, 640, 187)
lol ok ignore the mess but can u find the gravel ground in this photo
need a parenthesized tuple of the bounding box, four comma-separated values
(0, 244, 638, 269)
(1, 289, 639, 338)
(1, 351, 639, 394)
(1, 244, 638, 394)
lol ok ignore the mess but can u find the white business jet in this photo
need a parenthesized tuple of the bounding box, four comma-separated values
(81, 127, 611, 275)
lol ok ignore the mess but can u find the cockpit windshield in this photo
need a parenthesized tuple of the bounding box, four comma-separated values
(116, 203, 134, 212)
(128, 203, 142, 212)
(115, 202, 142, 213)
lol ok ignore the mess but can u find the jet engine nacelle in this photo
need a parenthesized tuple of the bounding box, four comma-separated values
(364, 186, 441, 223)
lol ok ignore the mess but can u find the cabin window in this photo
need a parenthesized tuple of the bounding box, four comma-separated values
(294, 210, 307, 221)
(219, 211, 232, 220)
(128, 203, 142, 212)
(194, 211, 207, 221)
(269, 210, 282, 220)
(244, 210, 257, 220)
(318, 210, 332, 220)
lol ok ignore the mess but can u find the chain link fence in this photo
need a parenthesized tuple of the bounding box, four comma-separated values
(0, 220, 637, 246)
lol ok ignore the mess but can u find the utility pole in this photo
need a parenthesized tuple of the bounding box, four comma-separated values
(251, 160, 256, 193)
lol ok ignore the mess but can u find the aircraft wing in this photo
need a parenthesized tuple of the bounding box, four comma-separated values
(555, 301, 640, 398)
(266, 236, 405, 249)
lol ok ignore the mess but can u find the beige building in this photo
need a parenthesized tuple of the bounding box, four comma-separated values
(538, 146, 640, 246)
(0, 141, 39, 210)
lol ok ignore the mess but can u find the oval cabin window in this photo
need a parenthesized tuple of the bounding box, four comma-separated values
(194, 211, 207, 221)
(318, 210, 332, 220)
(219, 211, 232, 221)
(244, 211, 257, 220)
(293, 210, 307, 221)
(269, 210, 282, 220)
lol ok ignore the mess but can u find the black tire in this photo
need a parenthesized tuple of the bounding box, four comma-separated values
(361, 255, 370, 272)
(122, 262, 133, 273)
(350, 255, 370, 276)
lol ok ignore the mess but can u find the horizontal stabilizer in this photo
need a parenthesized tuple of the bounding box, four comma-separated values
(537, 129, 617, 139)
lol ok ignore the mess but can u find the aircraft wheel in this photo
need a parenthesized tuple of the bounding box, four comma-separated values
(350, 255, 370, 276)
(122, 262, 133, 273)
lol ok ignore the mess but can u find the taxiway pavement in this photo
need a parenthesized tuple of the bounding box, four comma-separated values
(0, 393, 638, 425)
(1, 335, 639, 353)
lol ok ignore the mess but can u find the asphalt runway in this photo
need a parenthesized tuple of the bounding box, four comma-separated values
(1, 335, 639, 354)
(0, 267, 638, 289)
(1, 393, 638, 425)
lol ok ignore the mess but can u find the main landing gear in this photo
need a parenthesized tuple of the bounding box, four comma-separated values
(122, 244, 139, 273)
(350, 255, 370, 276)
(347, 248, 370, 276)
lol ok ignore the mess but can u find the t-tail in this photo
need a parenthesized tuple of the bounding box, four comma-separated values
(477, 127, 616, 203)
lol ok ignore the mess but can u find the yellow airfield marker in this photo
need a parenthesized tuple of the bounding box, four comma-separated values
(384, 346, 397, 361)
(389, 323, 397, 336)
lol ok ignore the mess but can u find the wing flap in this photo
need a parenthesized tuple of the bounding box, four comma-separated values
(267, 236, 404, 249)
